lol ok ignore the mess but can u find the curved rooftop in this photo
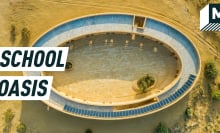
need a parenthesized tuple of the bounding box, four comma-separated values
(25, 13, 201, 120)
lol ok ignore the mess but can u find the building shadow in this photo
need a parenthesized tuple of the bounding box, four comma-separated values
(20, 96, 189, 133)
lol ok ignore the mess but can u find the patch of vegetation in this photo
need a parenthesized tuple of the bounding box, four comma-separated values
(3, 109, 15, 133)
(204, 62, 217, 81)
(206, 79, 220, 100)
(4, 109, 14, 123)
(154, 122, 170, 133)
(185, 107, 193, 119)
(20, 28, 30, 46)
(16, 122, 26, 133)
(10, 25, 16, 44)
(85, 129, 93, 133)
(65, 62, 72, 70)
(204, 62, 220, 100)
(218, 83, 220, 90)
(212, 89, 220, 100)
(137, 74, 155, 92)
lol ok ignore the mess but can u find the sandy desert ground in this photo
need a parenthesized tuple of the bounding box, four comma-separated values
(0, 0, 220, 133)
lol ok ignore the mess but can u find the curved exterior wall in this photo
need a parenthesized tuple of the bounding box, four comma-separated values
(28, 13, 200, 120)
(34, 14, 133, 47)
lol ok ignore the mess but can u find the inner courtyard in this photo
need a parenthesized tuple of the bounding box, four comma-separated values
(45, 32, 180, 104)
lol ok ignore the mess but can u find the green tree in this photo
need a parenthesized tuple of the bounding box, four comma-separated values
(85, 128, 93, 133)
(4, 109, 14, 123)
(137, 74, 155, 92)
(155, 123, 169, 133)
(204, 62, 217, 81)
(65, 62, 72, 70)
(16, 122, 26, 133)
(10, 25, 16, 44)
(212, 93, 220, 100)
(3, 109, 15, 133)
(185, 107, 193, 119)
(20, 27, 30, 46)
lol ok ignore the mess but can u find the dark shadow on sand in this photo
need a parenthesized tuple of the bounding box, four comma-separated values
(19, 95, 189, 133)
